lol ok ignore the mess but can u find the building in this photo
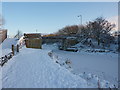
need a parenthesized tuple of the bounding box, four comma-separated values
(24, 33, 42, 49)
(0, 29, 7, 44)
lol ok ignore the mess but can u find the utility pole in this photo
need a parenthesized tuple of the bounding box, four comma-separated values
(77, 15, 82, 35)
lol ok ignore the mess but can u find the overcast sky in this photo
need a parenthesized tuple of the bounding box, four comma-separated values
(2, 2, 118, 36)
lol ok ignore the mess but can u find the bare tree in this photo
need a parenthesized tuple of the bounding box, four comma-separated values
(56, 25, 79, 36)
(14, 30, 23, 39)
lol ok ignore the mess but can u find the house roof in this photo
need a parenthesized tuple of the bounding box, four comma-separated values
(24, 33, 41, 38)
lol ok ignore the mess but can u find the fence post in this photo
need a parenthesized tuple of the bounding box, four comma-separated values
(17, 44, 19, 52)
(12, 45, 14, 56)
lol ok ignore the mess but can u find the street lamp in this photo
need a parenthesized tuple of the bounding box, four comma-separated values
(36, 29, 38, 33)
(78, 15, 82, 25)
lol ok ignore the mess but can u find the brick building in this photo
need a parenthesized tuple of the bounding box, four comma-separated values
(0, 29, 7, 44)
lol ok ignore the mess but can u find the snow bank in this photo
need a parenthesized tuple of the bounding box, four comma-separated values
(2, 47, 90, 88)
(1, 38, 18, 50)
(48, 50, 117, 88)
(0, 38, 18, 57)
(42, 43, 118, 87)
(16, 36, 25, 47)
(52, 49, 118, 87)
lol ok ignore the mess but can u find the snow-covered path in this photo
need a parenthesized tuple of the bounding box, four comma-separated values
(2, 47, 89, 88)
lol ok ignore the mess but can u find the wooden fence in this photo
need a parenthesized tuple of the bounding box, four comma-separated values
(0, 44, 20, 66)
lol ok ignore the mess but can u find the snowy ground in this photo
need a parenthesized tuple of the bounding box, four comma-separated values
(0, 38, 18, 89)
(1, 39, 118, 88)
(2, 47, 91, 88)
(43, 44, 118, 87)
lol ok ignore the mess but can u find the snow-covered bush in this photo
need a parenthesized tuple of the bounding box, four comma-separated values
(48, 51, 72, 70)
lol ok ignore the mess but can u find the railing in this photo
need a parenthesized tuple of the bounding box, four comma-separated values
(0, 52, 13, 66)
(0, 44, 20, 67)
